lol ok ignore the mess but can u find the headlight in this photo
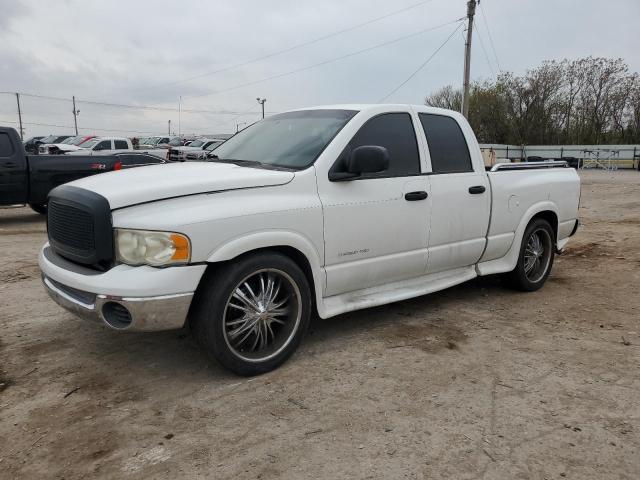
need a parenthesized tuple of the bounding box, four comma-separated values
(115, 229, 191, 266)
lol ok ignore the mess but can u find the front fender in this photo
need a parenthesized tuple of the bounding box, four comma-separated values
(206, 229, 326, 298)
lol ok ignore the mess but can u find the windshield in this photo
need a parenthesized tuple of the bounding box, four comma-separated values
(81, 138, 100, 149)
(205, 141, 223, 151)
(61, 136, 78, 145)
(188, 140, 206, 148)
(168, 137, 182, 146)
(211, 109, 357, 169)
(40, 135, 57, 143)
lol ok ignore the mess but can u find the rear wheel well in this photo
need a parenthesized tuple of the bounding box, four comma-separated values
(530, 211, 558, 242)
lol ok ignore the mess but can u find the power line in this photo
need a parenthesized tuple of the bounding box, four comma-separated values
(184, 18, 464, 101)
(378, 22, 464, 102)
(0, 91, 273, 115)
(0, 118, 191, 135)
(479, 1, 501, 71)
(140, 0, 437, 91)
(473, 20, 496, 78)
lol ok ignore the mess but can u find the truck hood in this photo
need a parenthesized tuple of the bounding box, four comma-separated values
(54, 144, 84, 151)
(171, 145, 202, 152)
(68, 161, 295, 209)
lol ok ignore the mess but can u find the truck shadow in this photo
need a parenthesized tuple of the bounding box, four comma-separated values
(37, 275, 511, 394)
(0, 207, 45, 227)
(305, 275, 507, 353)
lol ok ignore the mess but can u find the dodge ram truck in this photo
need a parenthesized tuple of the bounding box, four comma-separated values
(38, 105, 581, 375)
(0, 127, 165, 214)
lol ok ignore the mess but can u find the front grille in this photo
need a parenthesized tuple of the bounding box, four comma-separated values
(47, 185, 114, 269)
(48, 202, 95, 251)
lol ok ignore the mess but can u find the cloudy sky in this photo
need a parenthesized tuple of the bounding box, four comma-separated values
(1, 0, 638, 137)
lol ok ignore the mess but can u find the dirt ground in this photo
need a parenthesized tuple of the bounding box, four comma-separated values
(0, 170, 639, 479)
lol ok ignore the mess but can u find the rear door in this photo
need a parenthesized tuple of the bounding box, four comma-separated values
(417, 113, 490, 274)
(0, 129, 28, 205)
(114, 140, 129, 151)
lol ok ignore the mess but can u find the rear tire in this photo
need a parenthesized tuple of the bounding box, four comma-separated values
(191, 252, 311, 376)
(505, 218, 555, 292)
(29, 203, 47, 215)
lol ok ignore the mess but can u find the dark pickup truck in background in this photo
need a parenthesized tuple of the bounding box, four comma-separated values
(0, 127, 166, 214)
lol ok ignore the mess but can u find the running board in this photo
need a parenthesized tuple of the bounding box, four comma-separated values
(318, 266, 477, 319)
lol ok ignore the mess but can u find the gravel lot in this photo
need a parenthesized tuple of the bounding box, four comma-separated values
(1, 170, 639, 479)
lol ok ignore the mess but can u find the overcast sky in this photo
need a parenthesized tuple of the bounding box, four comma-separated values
(1, 0, 638, 137)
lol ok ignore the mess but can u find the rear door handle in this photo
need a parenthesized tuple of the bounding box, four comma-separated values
(405, 191, 429, 201)
(468, 185, 486, 194)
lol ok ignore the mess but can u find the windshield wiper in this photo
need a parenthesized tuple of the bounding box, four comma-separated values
(211, 158, 265, 167)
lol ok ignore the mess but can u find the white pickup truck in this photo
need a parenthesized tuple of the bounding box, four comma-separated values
(66, 137, 133, 156)
(39, 105, 580, 375)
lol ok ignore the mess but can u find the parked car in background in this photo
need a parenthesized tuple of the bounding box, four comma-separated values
(66, 137, 133, 155)
(38, 135, 96, 154)
(185, 140, 224, 160)
(37, 104, 580, 375)
(139, 136, 171, 149)
(23, 136, 44, 154)
(167, 135, 200, 147)
(0, 127, 166, 214)
(30, 135, 73, 153)
(168, 138, 225, 161)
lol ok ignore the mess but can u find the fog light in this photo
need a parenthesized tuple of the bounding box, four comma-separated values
(102, 302, 132, 329)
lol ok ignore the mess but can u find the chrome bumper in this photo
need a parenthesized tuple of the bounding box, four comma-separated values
(42, 275, 193, 332)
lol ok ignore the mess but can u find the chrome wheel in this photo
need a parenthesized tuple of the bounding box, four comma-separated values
(524, 228, 552, 283)
(222, 268, 302, 363)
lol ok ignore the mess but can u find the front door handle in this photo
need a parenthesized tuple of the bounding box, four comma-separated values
(468, 185, 486, 194)
(405, 191, 428, 201)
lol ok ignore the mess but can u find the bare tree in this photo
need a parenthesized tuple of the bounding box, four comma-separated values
(425, 56, 640, 145)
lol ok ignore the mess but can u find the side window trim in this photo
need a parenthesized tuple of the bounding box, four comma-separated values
(419, 113, 473, 174)
(329, 111, 421, 180)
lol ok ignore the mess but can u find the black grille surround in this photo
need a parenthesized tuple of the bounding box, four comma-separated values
(47, 185, 114, 270)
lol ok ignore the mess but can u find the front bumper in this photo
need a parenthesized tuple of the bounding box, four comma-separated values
(39, 244, 206, 331)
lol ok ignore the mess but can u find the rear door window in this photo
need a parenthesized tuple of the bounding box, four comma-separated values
(419, 113, 473, 173)
(0, 133, 15, 157)
(114, 140, 129, 150)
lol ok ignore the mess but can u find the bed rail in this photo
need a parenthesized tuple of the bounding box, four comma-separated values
(489, 160, 568, 172)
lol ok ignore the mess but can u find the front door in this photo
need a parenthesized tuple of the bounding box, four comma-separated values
(318, 112, 431, 297)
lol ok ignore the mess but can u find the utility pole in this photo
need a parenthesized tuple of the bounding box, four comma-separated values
(72, 96, 80, 135)
(178, 96, 182, 137)
(236, 122, 247, 133)
(256, 98, 266, 119)
(461, 0, 477, 119)
(15, 93, 23, 140)
(168, 120, 171, 135)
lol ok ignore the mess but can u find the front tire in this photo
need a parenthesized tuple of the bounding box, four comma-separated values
(191, 252, 311, 376)
(29, 203, 47, 215)
(506, 218, 555, 291)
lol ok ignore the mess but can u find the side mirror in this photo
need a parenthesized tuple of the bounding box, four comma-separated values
(329, 145, 389, 181)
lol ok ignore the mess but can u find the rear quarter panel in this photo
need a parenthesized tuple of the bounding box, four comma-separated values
(28, 155, 117, 204)
(481, 167, 580, 263)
